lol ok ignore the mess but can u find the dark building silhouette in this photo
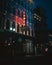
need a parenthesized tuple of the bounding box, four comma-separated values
(48, 30, 52, 55)
(33, 6, 48, 55)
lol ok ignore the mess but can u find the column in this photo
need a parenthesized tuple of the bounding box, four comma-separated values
(15, 22, 17, 33)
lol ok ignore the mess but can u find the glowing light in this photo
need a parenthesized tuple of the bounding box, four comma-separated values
(34, 16, 36, 18)
(28, 0, 34, 4)
(38, 17, 41, 21)
(34, 13, 41, 21)
(23, 14, 25, 17)
(49, 34, 52, 37)
(8, 43, 10, 46)
(27, 31, 29, 36)
(23, 31, 25, 35)
(23, 18, 26, 20)
(10, 27, 12, 30)
(13, 41, 15, 43)
(13, 28, 15, 31)
(36, 17, 39, 20)
(23, 11, 25, 14)
(45, 48, 48, 52)
(23, 24, 25, 26)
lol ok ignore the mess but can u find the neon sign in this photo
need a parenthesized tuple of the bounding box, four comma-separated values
(15, 16, 25, 26)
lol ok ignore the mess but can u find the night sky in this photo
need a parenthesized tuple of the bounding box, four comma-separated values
(34, 0, 52, 30)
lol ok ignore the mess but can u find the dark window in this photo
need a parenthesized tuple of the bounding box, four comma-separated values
(6, 19, 10, 30)
(12, 21, 15, 28)
(18, 9, 20, 16)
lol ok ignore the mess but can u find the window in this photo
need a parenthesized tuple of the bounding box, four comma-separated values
(18, 0, 20, 4)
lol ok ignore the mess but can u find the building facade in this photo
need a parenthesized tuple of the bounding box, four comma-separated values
(0, 0, 35, 57)
(1, 0, 35, 37)
(1, 0, 49, 56)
